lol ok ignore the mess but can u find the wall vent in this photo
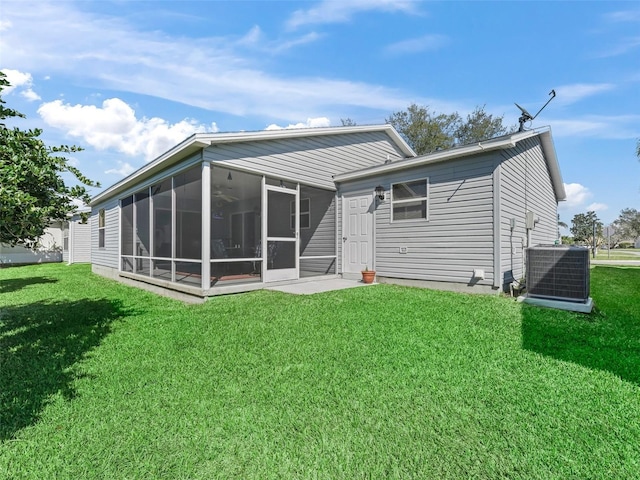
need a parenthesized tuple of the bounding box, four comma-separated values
(526, 245, 590, 303)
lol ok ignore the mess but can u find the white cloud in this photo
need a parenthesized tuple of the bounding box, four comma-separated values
(560, 183, 592, 209)
(105, 161, 136, 177)
(1, 68, 34, 94)
(271, 32, 323, 52)
(37, 98, 219, 161)
(549, 114, 640, 139)
(21, 88, 41, 101)
(287, 0, 419, 29)
(0, 2, 424, 121)
(586, 202, 608, 212)
(265, 117, 331, 130)
(384, 34, 449, 55)
(554, 83, 615, 105)
(605, 10, 640, 22)
(233, 25, 322, 53)
(66, 156, 80, 168)
(238, 25, 263, 46)
(597, 36, 640, 58)
(0, 68, 41, 101)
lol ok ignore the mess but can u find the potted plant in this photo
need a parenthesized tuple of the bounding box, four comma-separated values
(361, 266, 376, 284)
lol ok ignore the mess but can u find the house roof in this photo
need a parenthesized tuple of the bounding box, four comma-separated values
(333, 127, 566, 202)
(90, 124, 416, 205)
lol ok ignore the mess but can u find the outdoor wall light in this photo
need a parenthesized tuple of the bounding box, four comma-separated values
(375, 185, 385, 201)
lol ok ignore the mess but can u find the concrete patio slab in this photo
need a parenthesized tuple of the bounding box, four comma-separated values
(266, 278, 372, 295)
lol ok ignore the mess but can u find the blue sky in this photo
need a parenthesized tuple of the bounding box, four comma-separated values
(1, 0, 638, 228)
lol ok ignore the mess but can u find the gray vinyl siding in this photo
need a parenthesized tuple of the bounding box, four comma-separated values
(91, 197, 120, 268)
(498, 137, 558, 287)
(339, 154, 496, 286)
(203, 132, 404, 189)
(300, 189, 335, 257)
(70, 216, 91, 263)
(299, 187, 336, 276)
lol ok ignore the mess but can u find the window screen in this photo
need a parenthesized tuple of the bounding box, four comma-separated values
(392, 179, 428, 221)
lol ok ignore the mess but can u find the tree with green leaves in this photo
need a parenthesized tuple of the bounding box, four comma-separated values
(613, 208, 640, 241)
(386, 104, 513, 155)
(0, 71, 99, 248)
(561, 235, 574, 245)
(570, 211, 603, 246)
(557, 216, 568, 230)
(454, 105, 511, 145)
(386, 104, 459, 155)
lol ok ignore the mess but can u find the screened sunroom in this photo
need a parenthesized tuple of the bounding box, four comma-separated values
(90, 126, 414, 298)
(118, 163, 337, 294)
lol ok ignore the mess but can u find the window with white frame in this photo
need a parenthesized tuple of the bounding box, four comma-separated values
(63, 223, 69, 251)
(291, 197, 310, 229)
(391, 178, 429, 221)
(98, 209, 106, 248)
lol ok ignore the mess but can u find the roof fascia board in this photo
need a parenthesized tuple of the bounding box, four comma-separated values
(334, 135, 523, 182)
(335, 126, 567, 204)
(539, 129, 566, 201)
(91, 137, 209, 205)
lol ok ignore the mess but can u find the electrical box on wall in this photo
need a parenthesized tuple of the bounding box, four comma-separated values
(525, 211, 539, 229)
(399, 246, 408, 254)
(473, 269, 485, 280)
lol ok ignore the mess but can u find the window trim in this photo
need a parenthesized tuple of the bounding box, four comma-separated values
(291, 197, 310, 230)
(63, 222, 69, 252)
(390, 177, 429, 223)
(98, 208, 106, 248)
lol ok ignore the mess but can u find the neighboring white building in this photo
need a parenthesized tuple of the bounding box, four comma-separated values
(0, 222, 63, 265)
(0, 208, 92, 266)
(63, 209, 92, 264)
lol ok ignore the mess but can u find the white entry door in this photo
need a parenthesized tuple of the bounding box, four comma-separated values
(343, 194, 374, 274)
(264, 185, 298, 282)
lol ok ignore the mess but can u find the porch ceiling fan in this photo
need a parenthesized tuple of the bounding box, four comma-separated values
(212, 186, 238, 203)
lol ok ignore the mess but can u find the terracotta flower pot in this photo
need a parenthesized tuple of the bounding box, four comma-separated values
(361, 270, 376, 284)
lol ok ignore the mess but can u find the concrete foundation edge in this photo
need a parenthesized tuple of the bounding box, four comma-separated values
(517, 293, 594, 313)
(375, 276, 500, 295)
(91, 264, 206, 304)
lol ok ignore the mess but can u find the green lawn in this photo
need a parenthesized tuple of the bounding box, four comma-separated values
(1, 264, 639, 479)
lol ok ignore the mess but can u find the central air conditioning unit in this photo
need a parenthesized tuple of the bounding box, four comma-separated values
(526, 245, 590, 303)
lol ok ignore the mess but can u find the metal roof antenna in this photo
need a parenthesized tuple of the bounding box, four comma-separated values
(515, 89, 556, 132)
